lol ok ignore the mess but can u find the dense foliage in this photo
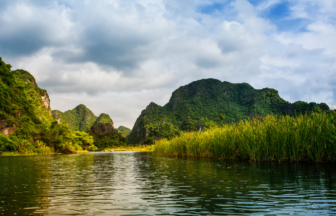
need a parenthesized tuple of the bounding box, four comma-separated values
(128, 79, 329, 144)
(0, 58, 96, 154)
(89, 123, 127, 150)
(53, 106, 127, 149)
(154, 110, 336, 162)
(117, 126, 131, 137)
(94, 113, 114, 126)
(52, 104, 97, 132)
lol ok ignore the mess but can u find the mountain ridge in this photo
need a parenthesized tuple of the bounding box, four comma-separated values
(127, 78, 329, 144)
(52, 104, 97, 132)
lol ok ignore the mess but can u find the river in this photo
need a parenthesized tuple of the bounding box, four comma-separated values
(0, 152, 336, 215)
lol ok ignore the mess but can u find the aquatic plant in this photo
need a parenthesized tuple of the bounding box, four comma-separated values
(154, 110, 336, 162)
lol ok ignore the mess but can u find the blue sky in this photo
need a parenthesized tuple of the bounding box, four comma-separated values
(197, 0, 310, 32)
(0, 0, 335, 127)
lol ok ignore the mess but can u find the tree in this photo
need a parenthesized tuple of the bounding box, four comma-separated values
(218, 114, 225, 126)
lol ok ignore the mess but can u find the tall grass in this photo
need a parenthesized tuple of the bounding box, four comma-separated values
(1, 142, 55, 156)
(154, 111, 336, 162)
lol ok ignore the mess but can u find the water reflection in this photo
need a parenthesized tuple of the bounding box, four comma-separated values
(0, 152, 336, 215)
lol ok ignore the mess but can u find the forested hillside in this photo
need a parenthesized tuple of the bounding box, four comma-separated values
(52, 105, 97, 132)
(52, 106, 127, 149)
(0, 58, 96, 153)
(118, 126, 131, 137)
(88, 114, 126, 150)
(128, 79, 329, 144)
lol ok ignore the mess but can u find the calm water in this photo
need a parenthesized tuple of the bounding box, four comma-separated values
(0, 152, 336, 215)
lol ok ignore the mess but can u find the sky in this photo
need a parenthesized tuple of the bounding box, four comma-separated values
(1, 0, 335, 129)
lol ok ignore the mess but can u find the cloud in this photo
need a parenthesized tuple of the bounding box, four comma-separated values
(1, 0, 336, 128)
(0, 1, 72, 56)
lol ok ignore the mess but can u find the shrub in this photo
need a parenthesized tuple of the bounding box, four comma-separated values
(0, 134, 18, 151)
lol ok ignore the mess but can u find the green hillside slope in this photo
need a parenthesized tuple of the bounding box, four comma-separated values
(0, 58, 96, 153)
(118, 126, 131, 137)
(88, 114, 126, 149)
(52, 104, 97, 132)
(94, 113, 114, 126)
(128, 79, 329, 144)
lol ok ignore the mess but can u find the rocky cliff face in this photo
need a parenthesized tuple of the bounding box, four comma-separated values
(88, 123, 116, 139)
(88, 113, 115, 138)
(0, 120, 18, 136)
(41, 92, 51, 115)
(127, 79, 330, 144)
(52, 110, 63, 123)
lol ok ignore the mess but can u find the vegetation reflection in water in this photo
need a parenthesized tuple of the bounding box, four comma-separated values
(0, 152, 336, 215)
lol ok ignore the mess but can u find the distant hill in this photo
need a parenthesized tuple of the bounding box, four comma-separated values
(52, 105, 127, 149)
(52, 104, 97, 132)
(128, 79, 329, 144)
(94, 113, 114, 126)
(88, 114, 126, 149)
(118, 126, 131, 137)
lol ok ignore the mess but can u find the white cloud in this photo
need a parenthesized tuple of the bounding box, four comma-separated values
(1, 0, 335, 128)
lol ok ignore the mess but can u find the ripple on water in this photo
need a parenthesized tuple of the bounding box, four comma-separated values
(0, 152, 336, 215)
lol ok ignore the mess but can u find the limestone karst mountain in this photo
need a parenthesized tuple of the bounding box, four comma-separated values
(52, 104, 97, 132)
(88, 114, 126, 149)
(0, 57, 53, 138)
(0, 57, 97, 153)
(127, 78, 329, 144)
(52, 106, 127, 149)
(117, 126, 131, 137)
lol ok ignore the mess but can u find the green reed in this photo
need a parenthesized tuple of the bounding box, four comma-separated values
(1, 145, 55, 156)
(153, 111, 336, 162)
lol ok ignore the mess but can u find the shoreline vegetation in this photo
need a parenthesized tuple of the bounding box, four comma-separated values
(107, 145, 154, 151)
(0, 145, 153, 157)
(153, 110, 336, 163)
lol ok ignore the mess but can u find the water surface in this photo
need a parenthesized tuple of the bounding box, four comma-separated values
(0, 152, 336, 215)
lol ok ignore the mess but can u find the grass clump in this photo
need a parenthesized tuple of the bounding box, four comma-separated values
(154, 111, 336, 163)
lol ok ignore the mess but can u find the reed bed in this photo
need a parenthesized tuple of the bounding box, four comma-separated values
(153, 111, 336, 162)
(1, 145, 55, 156)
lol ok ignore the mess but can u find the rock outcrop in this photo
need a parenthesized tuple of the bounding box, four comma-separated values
(89, 123, 116, 139)
(0, 120, 18, 136)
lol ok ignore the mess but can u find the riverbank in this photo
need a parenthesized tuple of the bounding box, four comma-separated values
(0, 149, 90, 156)
(154, 111, 336, 163)
(105, 145, 154, 152)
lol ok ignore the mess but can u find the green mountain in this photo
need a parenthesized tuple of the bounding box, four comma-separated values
(52, 104, 97, 132)
(88, 114, 126, 149)
(127, 78, 329, 144)
(94, 113, 114, 126)
(0, 57, 96, 153)
(0, 58, 53, 133)
(52, 105, 127, 149)
(118, 126, 131, 137)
